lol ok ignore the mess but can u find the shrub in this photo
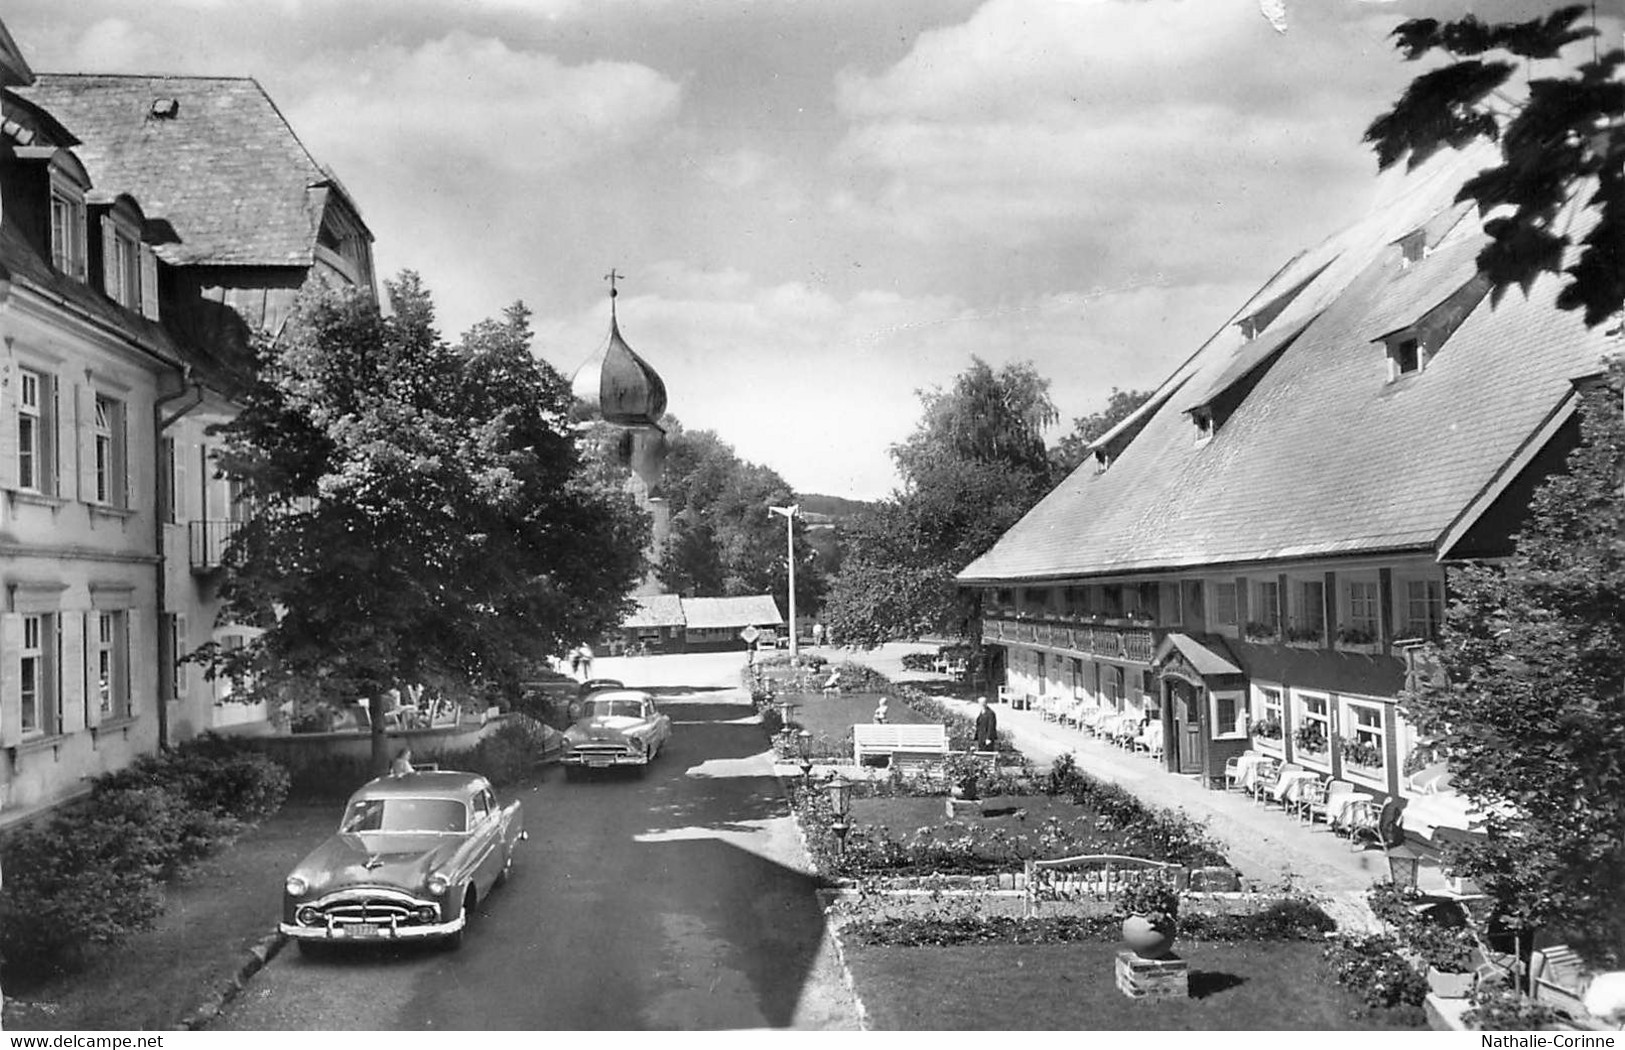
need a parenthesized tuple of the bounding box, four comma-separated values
(1323, 934, 1430, 1010)
(427, 716, 553, 785)
(1367, 883, 1480, 972)
(0, 737, 289, 981)
(900, 652, 938, 672)
(1462, 988, 1563, 1031)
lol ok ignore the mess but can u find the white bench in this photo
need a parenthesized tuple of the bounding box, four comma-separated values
(852, 722, 950, 766)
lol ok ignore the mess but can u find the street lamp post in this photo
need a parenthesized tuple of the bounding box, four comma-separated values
(769, 504, 799, 665)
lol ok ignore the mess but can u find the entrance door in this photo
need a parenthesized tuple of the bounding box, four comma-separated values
(1169, 679, 1204, 775)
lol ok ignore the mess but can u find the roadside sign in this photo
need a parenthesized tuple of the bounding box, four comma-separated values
(740, 626, 760, 645)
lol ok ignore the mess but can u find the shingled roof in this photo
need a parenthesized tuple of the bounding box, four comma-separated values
(18, 74, 332, 267)
(959, 155, 1615, 584)
(679, 595, 784, 630)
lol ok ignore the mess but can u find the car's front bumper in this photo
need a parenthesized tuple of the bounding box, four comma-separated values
(280, 914, 466, 942)
(562, 750, 648, 768)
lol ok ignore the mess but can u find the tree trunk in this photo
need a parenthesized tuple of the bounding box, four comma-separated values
(370, 692, 390, 776)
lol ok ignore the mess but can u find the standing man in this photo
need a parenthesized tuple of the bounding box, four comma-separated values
(811, 622, 824, 648)
(974, 696, 999, 751)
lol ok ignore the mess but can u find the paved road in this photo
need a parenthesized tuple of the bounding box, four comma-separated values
(214, 653, 859, 1031)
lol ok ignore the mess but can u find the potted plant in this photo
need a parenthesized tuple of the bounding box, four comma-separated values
(1342, 736, 1384, 770)
(1337, 625, 1378, 648)
(1415, 925, 1479, 998)
(1253, 713, 1284, 741)
(1294, 722, 1328, 755)
(1285, 623, 1324, 646)
(1243, 620, 1279, 643)
(1118, 878, 1181, 960)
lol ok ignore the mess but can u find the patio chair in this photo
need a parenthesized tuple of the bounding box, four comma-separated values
(1294, 776, 1329, 822)
(1249, 758, 1282, 806)
(1306, 779, 1355, 828)
(1347, 797, 1405, 852)
(1223, 749, 1254, 791)
(997, 685, 1019, 706)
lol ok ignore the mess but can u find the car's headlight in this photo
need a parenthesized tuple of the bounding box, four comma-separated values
(285, 875, 308, 896)
(427, 873, 450, 896)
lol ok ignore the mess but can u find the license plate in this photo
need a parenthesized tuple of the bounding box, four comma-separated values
(587, 757, 612, 768)
(342, 923, 379, 937)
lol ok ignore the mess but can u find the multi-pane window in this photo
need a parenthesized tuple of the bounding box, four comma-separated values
(1347, 580, 1380, 638)
(111, 229, 139, 308)
(1213, 582, 1238, 626)
(1255, 580, 1281, 630)
(1344, 700, 1386, 773)
(94, 395, 126, 506)
(1253, 683, 1284, 747)
(20, 614, 56, 737)
(1404, 578, 1444, 640)
(50, 189, 85, 279)
(1297, 580, 1325, 633)
(18, 369, 47, 492)
(95, 611, 130, 719)
(1295, 691, 1331, 757)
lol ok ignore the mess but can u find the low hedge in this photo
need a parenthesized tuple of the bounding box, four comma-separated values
(845, 899, 1336, 947)
(285, 717, 555, 799)
(0, 736, 290, 980)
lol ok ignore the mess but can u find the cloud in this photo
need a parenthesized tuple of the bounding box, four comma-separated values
(290, 32, 682, 182)
(66, 18, 158, 70)
(827, 0, 1405, 279)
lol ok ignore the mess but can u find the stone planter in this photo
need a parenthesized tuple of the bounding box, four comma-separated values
(1427, 966, 1475, 999)
(1122, 915, 1177, 960)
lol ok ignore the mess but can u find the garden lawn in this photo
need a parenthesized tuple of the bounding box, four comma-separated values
(2, 803, 336, 1031)
(842, 940, 1427, 1030)
(785, 692, 935, 742)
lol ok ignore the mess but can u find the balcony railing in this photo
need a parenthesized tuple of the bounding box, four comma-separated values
(982, 614, 1163, 664)
(189, 519, 243, 571)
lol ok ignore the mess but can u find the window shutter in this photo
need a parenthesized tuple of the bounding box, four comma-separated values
(120, 403, 132, 510)
(100, 214, 118, 300)
(46, 373, 60, 496)
(173, 436, 190, 521)
(66, 612, 90, 732)
(77, 382, 97, 503)
(139, 245, 160, 320)
(126, 611, 145, 718)
(0, 614, 21, 745)
(175, 612, 189, 703)
(0, 360, 18, 492)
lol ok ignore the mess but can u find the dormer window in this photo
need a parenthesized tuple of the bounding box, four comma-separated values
(1376, 274, 1491, 384)
(1397, 230, 1426, 266)
(96, 197, 160, 320)
(49, 181, 86, 281)
(1388, 337, 1421, 379)
(1192, 408, 1214, 444)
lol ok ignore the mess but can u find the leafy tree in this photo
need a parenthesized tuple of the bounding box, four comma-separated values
(1402, 361, 1625, 968)
(1364, 4, 1623, 328)
(653, 420, 825, 611)
(208, 275, 646, 771)
(824, 357, 1056, 645)
(1050, 386, 1155, 476)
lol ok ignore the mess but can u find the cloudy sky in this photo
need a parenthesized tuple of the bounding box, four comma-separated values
(7, 0, 1602, 500)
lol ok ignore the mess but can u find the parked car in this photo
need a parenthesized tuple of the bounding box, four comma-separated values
(561, 689, 672, 778)
(578, 677, 625, 697)
(280, 770, 525, 953)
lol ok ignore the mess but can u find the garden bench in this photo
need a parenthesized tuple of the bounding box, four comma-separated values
(852, 722, 949, 767)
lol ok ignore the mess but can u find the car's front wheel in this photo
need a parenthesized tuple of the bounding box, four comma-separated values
(442, 889, 475, 951)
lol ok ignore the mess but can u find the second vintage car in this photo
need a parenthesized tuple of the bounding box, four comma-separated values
(280, 770, 525, 952)
(561, 688, 672, 777)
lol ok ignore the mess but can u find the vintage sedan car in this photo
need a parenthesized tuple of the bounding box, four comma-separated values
(561, 689, 672, 777)
(280, 770, 525, 952)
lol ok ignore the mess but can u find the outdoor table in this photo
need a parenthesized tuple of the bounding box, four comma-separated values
(1234, 753, 1269, 791)
(1404, 791, 1486, 840)
(1274, 768, 1319, 805)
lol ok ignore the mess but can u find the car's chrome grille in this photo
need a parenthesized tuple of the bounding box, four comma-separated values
(572, 743, 634, 754)
(298, 892, 436, 927)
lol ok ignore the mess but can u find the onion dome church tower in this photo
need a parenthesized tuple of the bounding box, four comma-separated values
(571, 271, 671, 596)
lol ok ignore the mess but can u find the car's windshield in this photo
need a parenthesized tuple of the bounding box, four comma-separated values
(584, 699, 646, 720)
(340, 797, 467, 834)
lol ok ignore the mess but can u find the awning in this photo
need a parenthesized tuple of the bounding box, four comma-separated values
(1152, 633, 1243, 677)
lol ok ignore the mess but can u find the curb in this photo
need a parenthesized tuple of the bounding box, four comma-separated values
(174, 929, 287, 1031)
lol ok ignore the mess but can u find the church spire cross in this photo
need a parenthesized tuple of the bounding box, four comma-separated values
(604, 268, 625, 320)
